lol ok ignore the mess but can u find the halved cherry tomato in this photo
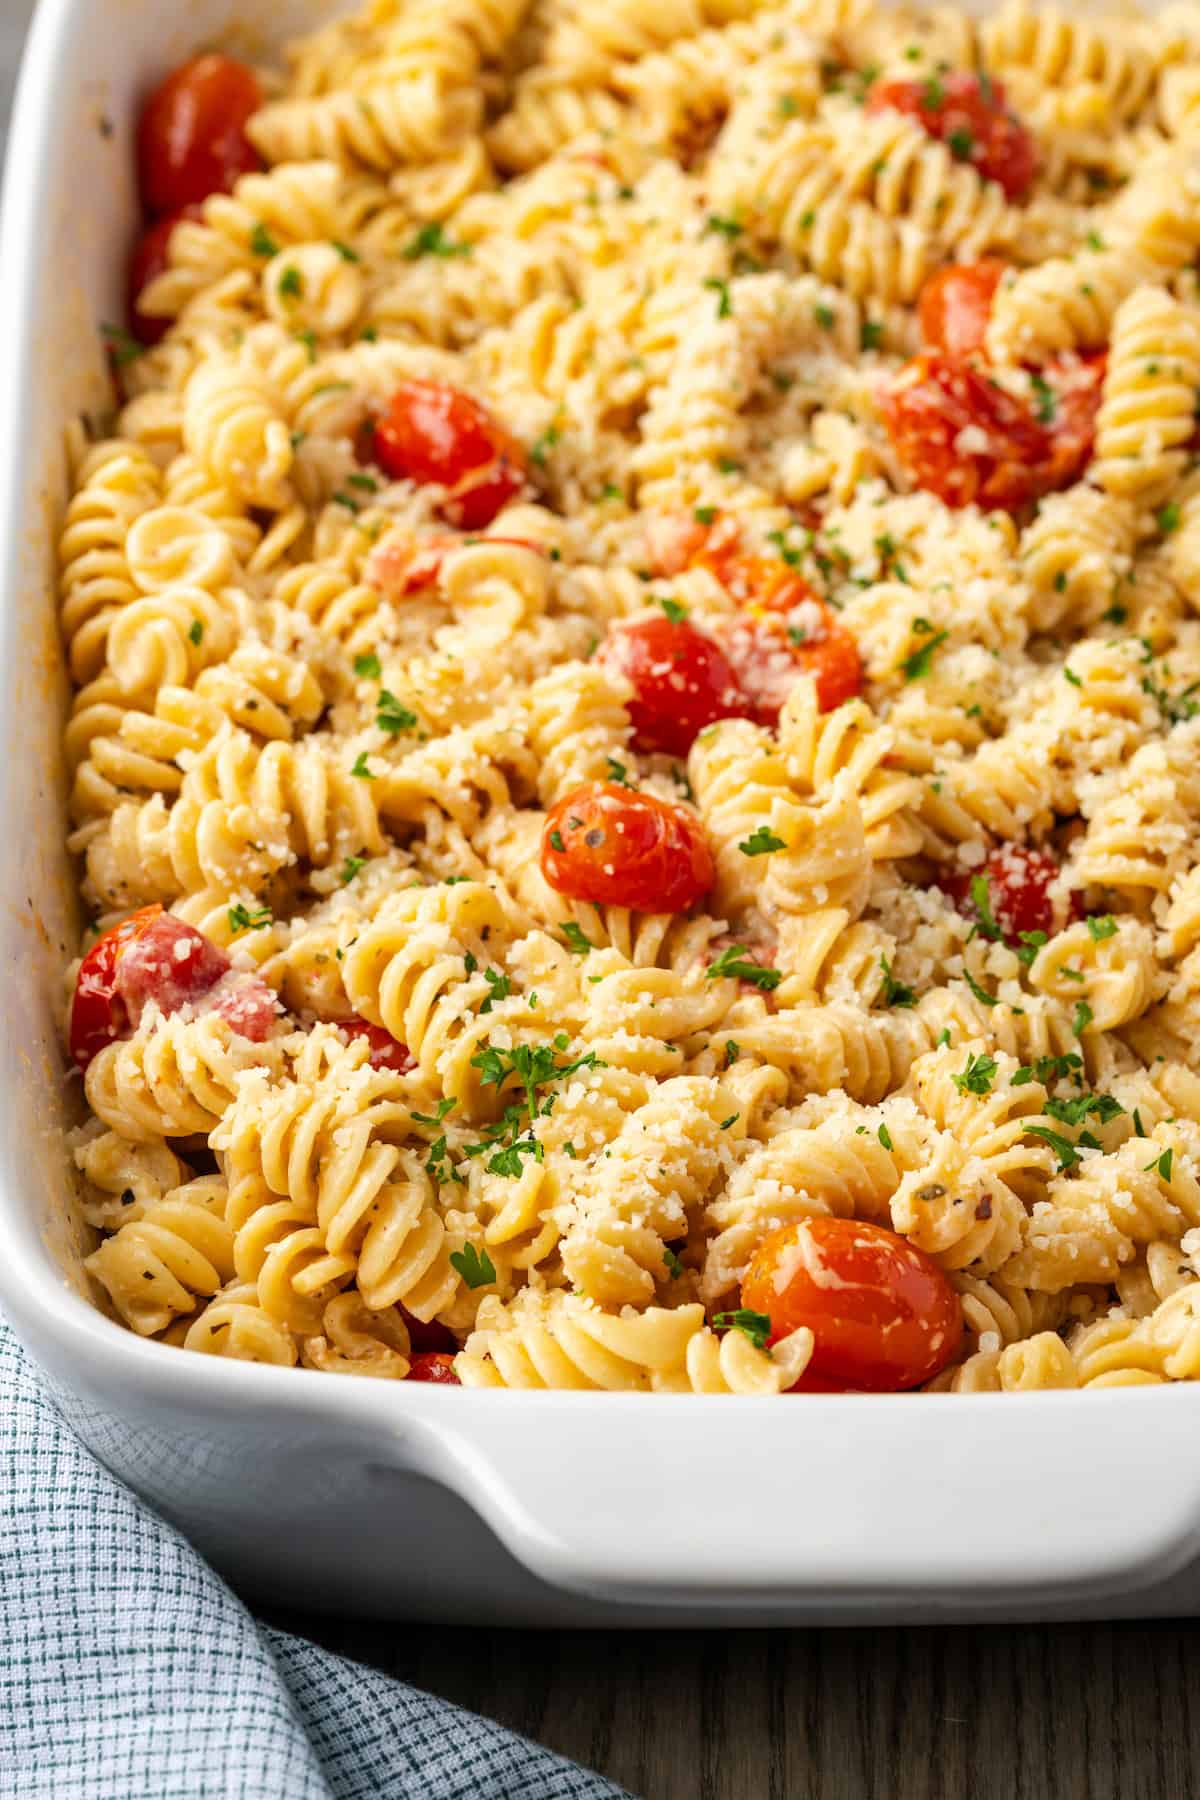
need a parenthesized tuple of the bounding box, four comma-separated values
(595, 614, 744, 756)
(372, 381, 528, 529)
(399, 1307, 458, 1354)
(718, 610, 863, 720)
(136, 54, 262, 216)
(741, 1216, 962, 1392)
(541, 783, 714, 913)
(406, 1352, 460, 1384)
(115, 912, 230, 1025)
(918, 260, 1006, 358)
(881, 351, 1053, 510)
(69, 905, 164, 1071)
(208, 977, 279, 1043)
(128, 206, 201, 346)
(340, 1018, 416, 1074)
(365, 530, 542, 598)
(868, 71, 1036, 201)
(939, 844, 1061, 946)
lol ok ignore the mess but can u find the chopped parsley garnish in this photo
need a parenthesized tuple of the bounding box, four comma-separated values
(947, 126, 975, 161)
(548, 829, 565, 852)
(739, 826, 785, 856)
(355, 651, 382, 679)
(1157, 501, 1181, 535)
(706, 214, 743, 239)
(860, 320, 884, 351)
(1146, 1147, 1174, 1181)
(962, 968, 998, 1008)
(1086, 914, 1117, 941)
(100, 323, 144, 367)
(814, 303, 836, 331)
(331, 238, 360, 262)
(724, 1040, 740, 1067)
(659, 595, 688, 622)
(900, 627, 949, 680)
(1073, 1000, 1094, 1036)
(278, 264, 303, 299)
(376, 689, 418, 734)
(712, 1308, 771, 1351)
(1016, 929, 1048, 967)
(464, 1038, 605, 1178)
(604, 756, 633, 787)
(560, 921, 593, 954)
(694, 505, 717, 525)
(877, 1123, 894, 1150)
(529, 425, 561, 467)
(403, 222, 469, 260)
(188, 619, 203, 646)
(479, 967, 513, 1014)
(662, 1247, 683, 1279)
(350, 752, 375, 779)
(1026, 1125, 1082, 1170)
(1029, 373, 1057, 423)
(952, 1051, 998, 1096)
(1063, 667, 1082, 688)
(249, 222, 279, 258)
(968, 875, 1003, 942)
(449, 1244, 497, 1289)
(720, 1114, 740, 1131)
(339, 854, 366, 884)
(295, 329, 318, 362)
(704, 277, 733, 318)
(878, 954, 916, 1008)
(705, 944, 782, 990)
(227, 902, 272, 933)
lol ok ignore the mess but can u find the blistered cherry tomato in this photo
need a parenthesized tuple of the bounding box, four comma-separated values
(208, 977, 279, 1043)
(918, 260, 1006, 358)
(940, 844, 1061, 945)
(868, 71, 1036, 201)
(128, 206, 201, 345)
(340, 1018, 416, 1074)
(742, 1216, 962, 1392)
(1040, 351, 1105, 487)
(399, 1307, 458, 1354)
(406, 1352, 460, 1384)
(541, 782, 714, 913)
(596, 614, 744, 755)
(719, 611, 863, 720)
(372, 381, 528, 529)
(115, 912, 230, 1025)
(68, 905, 164, 1071)
(881, 351, 1053, 510)
(136, 54, 262, 215)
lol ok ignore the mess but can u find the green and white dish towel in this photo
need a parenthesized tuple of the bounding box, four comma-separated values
(0, 1316, 626, 1800)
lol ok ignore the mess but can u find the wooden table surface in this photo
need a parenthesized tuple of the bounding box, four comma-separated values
(5, 3, 1200, 1793)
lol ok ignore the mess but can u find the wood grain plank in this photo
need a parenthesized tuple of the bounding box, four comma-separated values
(261, 1612, 1200, 1800)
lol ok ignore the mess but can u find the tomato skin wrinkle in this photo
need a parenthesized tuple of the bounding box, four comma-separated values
(137, 55, 262, 215)
(882, 351, 1053, 511)
(940, 844, 1061, 945)
(68, 905, 164, 1072)
(540, 782, 714, 912)
(742, 1216, 963, 1392)
(918, 260, 1006, 358)
(596, 615, 744, 755)
(406, 1352, 460, 1384)
(867, 71, 1036, 200)
(339, 1017, 416, 1074)
(128, 206, 201, 345)
(372, 380, 528, 529)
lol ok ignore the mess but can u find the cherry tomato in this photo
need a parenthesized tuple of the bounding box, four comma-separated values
(115, 912, 231, 1026)
(541, 783, 714, 913)
(881, 351, 1054, 511)
(68, 905, 164, 1071)
(372, 381, 528, 529)
(742, 1216, 962, 1392)
(399, 1306, 458, 1354)
(595, 614, 744, 755)
(868, 71, 1036, 201)
(918, 260, 1006, 358)
(136, 54, 262, 216)
(406, 1352, 460, 1384)
(939, 844, 1061, 946)
(207, 976, 279, 1043)
(128, 206, 201, 346)
(1040, 351, 1105, 488)
(718, 611, 863, 720)
(340, 1018, 416, 1074)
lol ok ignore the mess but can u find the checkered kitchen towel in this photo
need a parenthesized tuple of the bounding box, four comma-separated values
(0, 1317, 627, 1800)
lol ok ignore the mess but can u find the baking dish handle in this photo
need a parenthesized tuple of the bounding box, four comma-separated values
(396, 1390, 1200, 1604)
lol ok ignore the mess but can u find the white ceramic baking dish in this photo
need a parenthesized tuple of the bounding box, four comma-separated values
(3, 0, 1199, 1627)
